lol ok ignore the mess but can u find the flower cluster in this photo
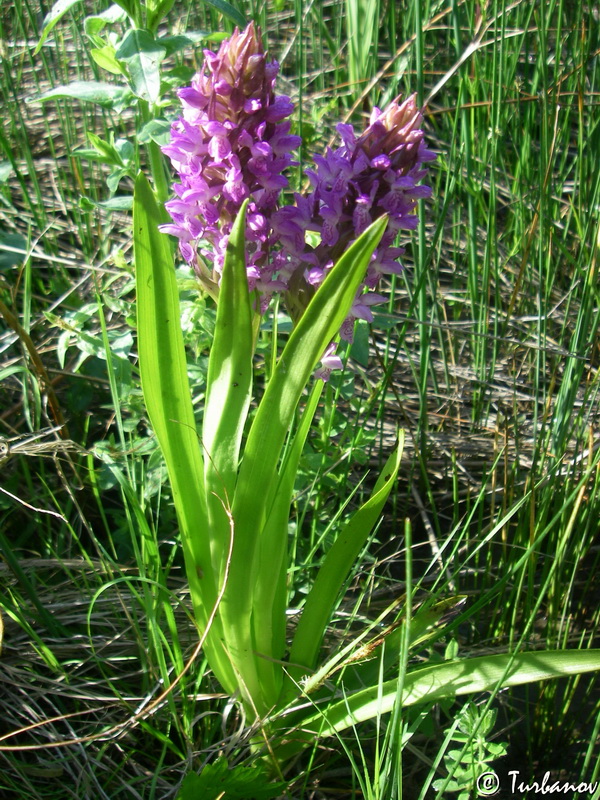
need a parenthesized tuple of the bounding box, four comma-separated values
(160, 24, 435, 377)
(274, 95, 436, 352)
(159, 23, 300, 304)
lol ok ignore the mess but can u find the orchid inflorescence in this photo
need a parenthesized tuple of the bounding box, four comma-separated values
(160, 22, 435, 375)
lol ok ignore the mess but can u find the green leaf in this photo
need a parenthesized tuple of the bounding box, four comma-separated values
(84, 5, 127, 34)
(87, 132, 125, 165)
(253, 379, 324, 703)
(145, 0, 176, 33)
(0, 231, 27, 270)
(322, 595, 468, 697)
(72, 148, 115, 165)
(136, 118, 172, 145)
(201, 0, 247, 28)
(289, 433, 404, 672)
(31, 81, 132, 109)
(97, 195, 134, 211)
(219, 215, 387, 711)
(349, 319, 370, 366)
(84, 5, 127, 47)
(159, 31, 211, 57)
(176, 758, 287, 800)
(116, 29, 166, 104)
(202, 199, 253, 577)
(110, 0, 139, 20)
(106, 169, 131, 193)
(133, 172, 236, 694)
(34, 0, 85, 54)
(0, 162, 15, 182)
(90, 45, 125, 75)
(296, 649, 600, 740)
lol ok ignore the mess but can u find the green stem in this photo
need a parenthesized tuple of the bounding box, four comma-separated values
(139, 99, 170, 209)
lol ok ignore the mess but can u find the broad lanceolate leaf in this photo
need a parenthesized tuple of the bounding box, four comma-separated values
(202, 199, 252, 579)
(296, 649, 600, 741)
(133, 172, 236, 694)
(288, 433, 404, 675)
(31, 81, 132, 109)
(219, 215, 387, 714)
(253, 380, 324, 705)
(34, 0, 85, 54)
(116, 30, 166, 104)
(94, 195, 134, 211)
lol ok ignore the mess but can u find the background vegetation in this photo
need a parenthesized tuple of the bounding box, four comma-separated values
(0, 0, 598, 797)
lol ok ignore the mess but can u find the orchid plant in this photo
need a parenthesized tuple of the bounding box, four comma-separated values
(136, 20, 429, 717)
(132, 21, 600, 766)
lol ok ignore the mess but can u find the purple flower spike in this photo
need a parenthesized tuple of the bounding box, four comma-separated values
(159, 23, 300, 304)
(274, 94, 435, 344)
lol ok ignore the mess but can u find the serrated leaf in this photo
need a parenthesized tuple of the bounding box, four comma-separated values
(34, 0, 85, 55)
(116, 29, 166, 103)
(176, 758, 287, 800)
(31, 81, 132, 109)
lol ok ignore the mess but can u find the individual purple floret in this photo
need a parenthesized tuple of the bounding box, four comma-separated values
(274, 94, 436, 341)
(159, 23, 300, 306)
